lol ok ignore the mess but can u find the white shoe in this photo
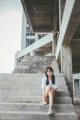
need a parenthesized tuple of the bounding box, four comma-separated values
(47, 108, 55, 116)
(43, 101, 47, 105)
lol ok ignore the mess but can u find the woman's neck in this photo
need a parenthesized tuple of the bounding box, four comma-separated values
(48, 76, 52, 80)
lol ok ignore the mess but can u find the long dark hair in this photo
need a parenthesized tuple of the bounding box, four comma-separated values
(45, 67, 55, 85)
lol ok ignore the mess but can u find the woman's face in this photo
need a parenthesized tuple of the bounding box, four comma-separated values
(47, 69, 53, 77)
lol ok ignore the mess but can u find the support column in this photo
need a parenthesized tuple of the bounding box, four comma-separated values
(61, 45, 73, 99)
(60, 0, 66, 22)
(52, 33, 57, 56)
(31, 51, 35, 56)
(35, 33, 38, 41)
(21, 11, 27, 50)
(52, 33, 60, 74)
(15, 51, 20, 67)
(59, 0, 68, 27)
(59, 0, 61, 27)
(55, 0, 76, 59)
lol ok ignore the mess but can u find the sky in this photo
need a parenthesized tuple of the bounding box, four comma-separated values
(0, 0, 23, 73)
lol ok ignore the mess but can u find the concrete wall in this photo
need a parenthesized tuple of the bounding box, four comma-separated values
(60, 45, 73, 98)
(72, 57, 80, 73)
(73, 74, 80, 96)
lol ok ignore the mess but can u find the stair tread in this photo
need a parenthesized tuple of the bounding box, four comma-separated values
(0, 102, 73, 105)
(0, 103, 74, 112)
(0, 95, 72, 104)
(0, 111, 76, 115)
(0, 96, 71, 99)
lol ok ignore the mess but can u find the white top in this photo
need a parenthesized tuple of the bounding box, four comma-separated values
(41, 76, 57, 90)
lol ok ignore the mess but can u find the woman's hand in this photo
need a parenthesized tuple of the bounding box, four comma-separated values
(49, 89, 56, 97)
(50, 89, 54, 94)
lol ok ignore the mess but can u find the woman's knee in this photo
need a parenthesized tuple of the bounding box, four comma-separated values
(44, 85, 51, 97)
(46, 85, 51, 91)
(49, 90, 55, 97)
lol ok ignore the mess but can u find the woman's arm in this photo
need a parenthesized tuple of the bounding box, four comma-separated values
(41, 77, 46, 101)
(42, 89, 46, 100)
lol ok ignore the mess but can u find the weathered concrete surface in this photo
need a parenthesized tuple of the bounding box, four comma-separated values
(0, 111, 77, 120)
(61, 45, 73, 99)
(14, 56, 59, 74)
(0, 73, 68, 100)
(74, 104, 80, 120)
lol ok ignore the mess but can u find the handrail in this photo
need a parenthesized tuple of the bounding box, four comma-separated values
(16, 33, 53, 59)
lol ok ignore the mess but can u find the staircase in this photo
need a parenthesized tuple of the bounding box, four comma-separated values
(0, 73, 78, 120)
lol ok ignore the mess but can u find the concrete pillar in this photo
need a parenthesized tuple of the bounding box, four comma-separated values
(61, 45, 73, 99)
(60, 0, 66, 21)
(15, 52, 20, 67)
(31, 51, 35, 56)
(59, 0, 66, 28)
(35, 33, 38, 41)
(14, 53, 18, 67)
(59, 0, 61, 27)
(21, 11, 27, 50)
(52, 33, 57, 56)
(56, 0, 75, 60)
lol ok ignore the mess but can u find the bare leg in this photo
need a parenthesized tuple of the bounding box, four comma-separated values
(49, 91, 54, 109)
(44, 85, 51, 99)
(42, 85, 51, 104)
(48, 90, 56, 115)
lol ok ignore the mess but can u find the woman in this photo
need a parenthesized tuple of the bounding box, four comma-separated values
(41, 67, 57, 115)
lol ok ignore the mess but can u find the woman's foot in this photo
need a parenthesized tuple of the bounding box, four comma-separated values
(43, 100, 47, 105)
(47, 108, 55, 115)
(43, 97, 48, 105)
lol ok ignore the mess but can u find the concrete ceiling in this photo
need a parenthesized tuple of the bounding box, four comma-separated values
(21, 0, 59, 32)
(21, 0, 80, 58)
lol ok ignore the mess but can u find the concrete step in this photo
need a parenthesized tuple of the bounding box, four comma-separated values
(0, 103, 74, 112)
(54, 96, 72, 104)
(0, 73, 67, 81)
(0, 89, 42, 96)
(0, 96, 72, 104)
(0, 80, 67, 86)
(0, 90, 70, 97)
(0, 73, 65, 80)
(0, 111, 77, 120)
(20, 55, 55, 63)
(0, 73, 68, 93)
(0, 82, 68, 91)
(0, 81, 66, 88)
(0, 90, 69, 97)
(14, 65, 59, 69)
(0, 73, 65, 77)
(56, 91, 70, 96)
(0, 74, 67, 87)
(0, 73, 69, 100)
(0, 84, 68, 91)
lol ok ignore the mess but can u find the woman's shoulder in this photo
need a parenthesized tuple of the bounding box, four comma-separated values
(42, 76, 47, 81)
